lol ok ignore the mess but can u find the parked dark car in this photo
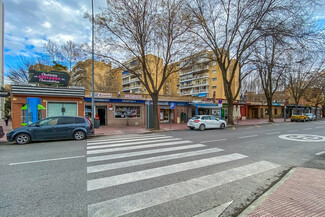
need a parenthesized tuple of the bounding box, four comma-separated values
(0, 126, 4, 138)
(7, 116, 94, 144)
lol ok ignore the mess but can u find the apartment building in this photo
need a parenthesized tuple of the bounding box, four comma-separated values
(121, 54, 176, 95)
(178, 51, 239, 100)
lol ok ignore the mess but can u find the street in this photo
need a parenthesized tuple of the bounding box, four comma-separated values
(1, 120, 325, 217)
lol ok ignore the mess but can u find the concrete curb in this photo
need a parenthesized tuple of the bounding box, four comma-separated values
(238, 167, 297, 217)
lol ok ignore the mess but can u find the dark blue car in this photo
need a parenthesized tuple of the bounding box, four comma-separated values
(7, 116, 94, 144)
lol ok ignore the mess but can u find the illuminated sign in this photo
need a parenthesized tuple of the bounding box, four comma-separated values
(29, 70, 70, 86)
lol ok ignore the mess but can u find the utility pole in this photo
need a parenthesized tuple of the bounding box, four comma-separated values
(91, 0, 95, 126)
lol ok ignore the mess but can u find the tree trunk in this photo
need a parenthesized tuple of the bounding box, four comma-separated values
(152, 93, 160, 130)
(227, 101, 234, 125)
(266, 98, 273, 122)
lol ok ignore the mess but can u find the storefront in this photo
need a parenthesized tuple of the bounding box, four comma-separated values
(10, 85, 85, 129)
(158, 101, 189, 124)
(84, 98, 145, 127)
(190, 101, 223, 119)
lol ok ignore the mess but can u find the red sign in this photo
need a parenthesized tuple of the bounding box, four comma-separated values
(218, 99, 222, 104)
(108, 104, 113, 108)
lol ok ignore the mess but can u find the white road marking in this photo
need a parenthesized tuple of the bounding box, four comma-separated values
(87, 148, 224, 173)
(87, 153, 247, 191)
(238, 135, 258, 139)
(266, 132, 281, 135)
(87, 138, 181, 149)
(303, 128, 312, 131)
(9, 155, 85, 165)
(87, 144, 206, 162)
(287, 130, 299, 132)
(315, 151, 325, 156)
(87, 140, 192, 155)
(315, 126, 324, 129)
(88, 161, 279, 217)
(88, 134, 164, 142)
(87, 135, 172, 145)
(193, 201, 233, 217)
(201, 139, 227, 143)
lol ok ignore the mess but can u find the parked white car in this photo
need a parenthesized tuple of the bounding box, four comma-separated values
(187, 115, 227, 131)
(305, 113, 316, 121)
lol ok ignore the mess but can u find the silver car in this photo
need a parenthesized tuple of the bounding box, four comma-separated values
(305, 113, 316, 121)
(187, 115, 227, 131)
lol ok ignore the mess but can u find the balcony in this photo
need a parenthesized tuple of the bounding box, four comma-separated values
(180, 73, 209, 82)
(181, 88, 209, 96)
(180, 65, 210, 76)
(180, 81, 209, 89)
(122, 77, 140, 85)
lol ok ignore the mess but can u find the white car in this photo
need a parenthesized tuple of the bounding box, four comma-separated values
(187, 115, 227, 131)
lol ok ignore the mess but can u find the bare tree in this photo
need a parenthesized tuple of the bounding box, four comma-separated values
(6, 55, 49, 84)
(93, 0, 193, 130)
(186, 0, 316, 125)
(304, 71, 325, 117)
(250, 36, 289, 122)
(285, 52, 325, 113)
(61, 41, 82, 72)
(44, 40, 61, 63)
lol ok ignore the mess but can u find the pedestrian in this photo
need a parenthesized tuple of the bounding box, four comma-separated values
(3, 115, 8, 126)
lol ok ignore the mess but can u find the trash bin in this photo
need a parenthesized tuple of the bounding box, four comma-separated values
(94, 117, 100, 128)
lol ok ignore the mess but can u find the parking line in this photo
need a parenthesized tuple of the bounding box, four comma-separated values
(303, 128, 312, 131)
(266, 132, 281, 135)
(287, 130, 298, 132)
(238, 135, 258, 139)
(9, 155, 85, 165)
(201, 139, 227, 143)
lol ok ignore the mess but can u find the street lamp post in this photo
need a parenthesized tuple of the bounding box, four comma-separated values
(91, 0, 95, 126)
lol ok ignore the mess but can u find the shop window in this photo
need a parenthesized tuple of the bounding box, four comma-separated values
(265, 109, 269, 115)
(212, 77, 216, 81)
(274, 108, 277, 115)
(115, 106, 141, 118)
(47, 102, 77, 117)
(212, 85, 216, 89)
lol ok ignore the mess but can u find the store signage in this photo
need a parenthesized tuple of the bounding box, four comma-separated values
(95, 93, 112, 98)
(124, 94, 142, 99)
(0, 91, 10, 97)
(29, 70, 70, 86)
(170, 103, 176, 109)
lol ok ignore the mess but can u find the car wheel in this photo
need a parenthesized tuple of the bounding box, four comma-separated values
(220, 123, 225, 129)
(15, 133, 31, 145)
(74, 130, 86, 140)
(189, 127, 195, 130)
(199, 124, 205, 131)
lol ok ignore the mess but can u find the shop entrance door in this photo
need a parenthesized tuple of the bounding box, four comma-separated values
(97, 107, 106, 126)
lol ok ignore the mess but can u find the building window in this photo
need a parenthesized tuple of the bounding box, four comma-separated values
(212, 70, 216, 74)
(265, 109, 269, 115)
(274, 108, 277, 115)
(115, 106, 141, 118)
(212, 77, 216, 81)
(47, 102, 77, 117)
(212, 85, 216, 89)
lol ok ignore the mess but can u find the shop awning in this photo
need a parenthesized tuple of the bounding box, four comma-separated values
(38, 104, 46, 110)
(190, 103, 221, 109)
(21, 105, 27, 110)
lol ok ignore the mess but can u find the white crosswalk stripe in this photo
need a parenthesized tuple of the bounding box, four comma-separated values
(87, 137, 182, 149)
(87, 144, 206, 162)
(87, 135, 172, 145)
(86, 134, 280, 217)
(87, 140, 192, 155)
(87, 153, 247, 191)
(87, 147, 224, 173)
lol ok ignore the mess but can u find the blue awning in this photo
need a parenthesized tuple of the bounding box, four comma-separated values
(198, 93, 207, 97)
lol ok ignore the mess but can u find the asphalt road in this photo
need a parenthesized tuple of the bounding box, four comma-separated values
(0, 120, 324, 217)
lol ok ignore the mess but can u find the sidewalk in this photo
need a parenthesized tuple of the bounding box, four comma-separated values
(236, 118, 290, 126)
(240, 167, 325, 217)
(0, 119, 12, 142)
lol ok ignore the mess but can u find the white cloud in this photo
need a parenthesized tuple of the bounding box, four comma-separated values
(41, 21, 51, 29)
(3, 0, 107, 61)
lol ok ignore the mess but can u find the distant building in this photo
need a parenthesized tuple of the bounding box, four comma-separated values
(71, 59, 120, 92)
(177, 51, 239, 100)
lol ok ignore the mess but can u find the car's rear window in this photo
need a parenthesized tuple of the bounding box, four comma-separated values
(75, 117, 85, 124)
(191, 116, 200, 120)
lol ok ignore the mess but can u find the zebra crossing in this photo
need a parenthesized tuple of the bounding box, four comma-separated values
(86, 134, 280, 217)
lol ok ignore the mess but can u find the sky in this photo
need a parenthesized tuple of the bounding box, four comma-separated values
(2, 0, 325, 83)
(3, 0, 106, 77)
